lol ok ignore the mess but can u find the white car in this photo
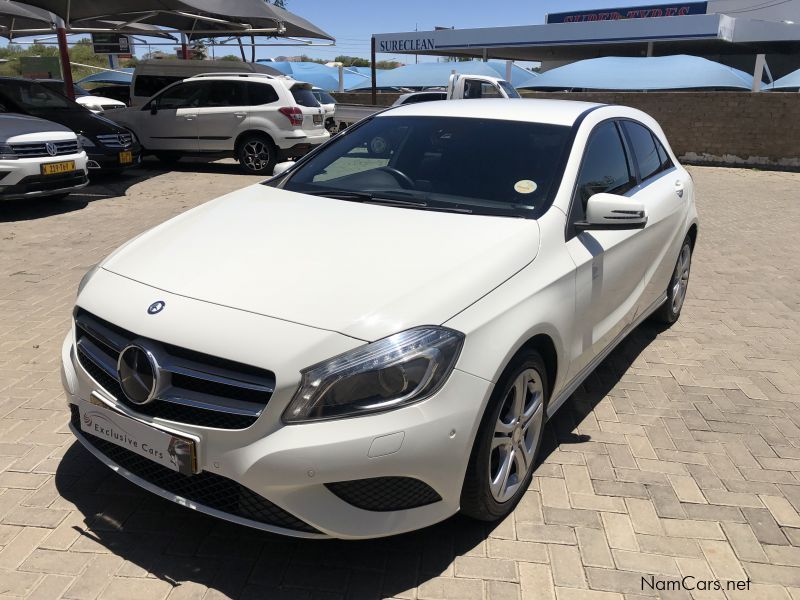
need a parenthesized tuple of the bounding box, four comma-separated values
(0, 113, 88, 201)
(109, 73, 329, 174)
(36, 80, 127, 114)
(62, 99, 697, 539)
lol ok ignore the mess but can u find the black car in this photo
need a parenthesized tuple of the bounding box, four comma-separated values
(0, 77, 141, 172)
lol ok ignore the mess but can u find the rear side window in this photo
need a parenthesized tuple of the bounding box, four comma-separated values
(290, 87, 320, 108)
(622, 121, 673, 182)
(246, 82, 279, 105)
(203, 81, 247, 107)
(575, 121, 635, 209)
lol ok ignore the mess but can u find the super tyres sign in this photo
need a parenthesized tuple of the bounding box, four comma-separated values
(547, 2, 707, 24)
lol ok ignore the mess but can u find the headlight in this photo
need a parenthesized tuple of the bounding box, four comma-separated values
(283, 326, 464, 423)
(0, 143, 17, 160)
(77, 264, 99, 296)
(77, 135, 95, 148)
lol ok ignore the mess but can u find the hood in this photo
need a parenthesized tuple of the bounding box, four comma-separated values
(18, 107, 128, 138)
(0, 113, 75, 142)
(102, 185, 540, 341)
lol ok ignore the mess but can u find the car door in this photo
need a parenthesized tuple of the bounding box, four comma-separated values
(194, 81, 248, 152)
(564, 120, 644, 381)
(137, 81, 207, 152)
(619, 120, 689, 314)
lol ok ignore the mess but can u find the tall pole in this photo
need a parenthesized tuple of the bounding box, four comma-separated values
(181, 32, 190, 59)
(371, 36, 377, 105)
(55, 16, 75, 100)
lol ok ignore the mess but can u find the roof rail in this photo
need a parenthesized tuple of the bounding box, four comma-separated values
(189, 72, 290, 80)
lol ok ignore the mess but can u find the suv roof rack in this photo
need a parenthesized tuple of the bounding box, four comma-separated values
(189, 72, 291, 80)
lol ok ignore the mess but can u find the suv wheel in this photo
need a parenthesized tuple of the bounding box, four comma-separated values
(238, 135, 277, 174)
(461, 350, 548, 521)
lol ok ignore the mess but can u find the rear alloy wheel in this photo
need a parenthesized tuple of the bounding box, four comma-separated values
(238, 135, 277, 174)
(654, 236, 692, 324)
(461, 350, 548, 521)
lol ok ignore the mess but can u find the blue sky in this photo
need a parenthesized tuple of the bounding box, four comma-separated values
(2, 0, 653, 62)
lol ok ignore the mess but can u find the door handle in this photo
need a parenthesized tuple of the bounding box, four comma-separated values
(674, 179, 685, 198)
(234, 112, 247, 118)
(183, 114, 197, 121)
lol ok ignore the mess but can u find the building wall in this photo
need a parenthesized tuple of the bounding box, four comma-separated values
(331, 91, 800, 169)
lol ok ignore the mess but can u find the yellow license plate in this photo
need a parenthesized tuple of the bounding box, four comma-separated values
(119, 151, 133, 164)
(40, 161, 75, 176)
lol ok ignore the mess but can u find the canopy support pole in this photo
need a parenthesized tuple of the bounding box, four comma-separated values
(338, 64, 344, 93)
(371, 36, 377, 105)
(55, 16, 75, 100)
(752, 53, 765, 93)
(505, 60, 512, 82)
(181, 32, 190, 59)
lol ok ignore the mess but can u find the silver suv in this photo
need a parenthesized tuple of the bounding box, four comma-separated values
(110, 73, 329, 174)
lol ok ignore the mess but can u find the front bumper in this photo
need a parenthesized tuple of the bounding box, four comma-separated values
(0, 152, 89, 200)
(86, 145, 142, 171)
(61, 269, 491, 539)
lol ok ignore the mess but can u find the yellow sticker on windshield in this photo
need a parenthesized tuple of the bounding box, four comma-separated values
(514, 179, 537, 194)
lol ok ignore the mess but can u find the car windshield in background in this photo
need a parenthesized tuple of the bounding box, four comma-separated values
(277, 116, 571, 217)
(291, 87, 320, 107)
(0, 80, 78, 111)
(314, 90, 337, 104)
(500, 81, 521, 98)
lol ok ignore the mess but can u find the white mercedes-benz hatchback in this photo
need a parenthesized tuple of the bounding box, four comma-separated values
(62, 99, 698, 539)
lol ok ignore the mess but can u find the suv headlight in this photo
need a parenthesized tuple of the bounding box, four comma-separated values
(77, 135, 95, 148)
(283, 326, 464, 423)
(0, 144, 17, 160)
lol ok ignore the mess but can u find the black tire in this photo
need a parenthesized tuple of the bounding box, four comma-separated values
(461, 350, 549, 521)
(653, 235, 692, 324)
(237, 134, 277, 175)
(154, 152, 182, 165)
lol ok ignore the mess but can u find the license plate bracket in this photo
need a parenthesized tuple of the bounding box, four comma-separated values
(79, 397, 197, 475)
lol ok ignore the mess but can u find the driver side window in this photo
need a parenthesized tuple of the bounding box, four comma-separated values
(150, 82, 209, 110)
(574, 121, 635, 216)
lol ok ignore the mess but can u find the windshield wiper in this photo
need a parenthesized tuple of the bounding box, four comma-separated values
(303, 189, 473, 214)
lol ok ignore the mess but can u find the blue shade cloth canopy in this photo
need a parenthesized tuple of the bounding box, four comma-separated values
(347, 60, 539, 91)
(518, 55, 758, 91)
(77, 68, 134, 85)
(258, 61, 367, 91)
(770, 68, 800, 90)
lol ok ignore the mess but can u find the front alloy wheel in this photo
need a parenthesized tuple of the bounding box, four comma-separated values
(461, 350, 548, 521)
(489, 368, 544, 503)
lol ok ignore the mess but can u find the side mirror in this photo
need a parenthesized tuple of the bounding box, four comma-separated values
(272, 161, 294, 177)
(575, 193, 647, 232)
(149, 101, 158, 115)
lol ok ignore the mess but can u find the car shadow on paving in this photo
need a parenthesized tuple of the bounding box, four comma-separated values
(0, 170, 157, 224)
(52, 322, 661, 598)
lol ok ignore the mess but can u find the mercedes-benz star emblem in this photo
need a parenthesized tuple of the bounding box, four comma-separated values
(147, 300, 166, 315)
(45, 142, 57, 156)
(117, 345, 159, 405)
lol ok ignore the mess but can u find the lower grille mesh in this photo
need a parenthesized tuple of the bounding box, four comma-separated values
(326, 476, 442, 512)
(70, 405, 319, 534)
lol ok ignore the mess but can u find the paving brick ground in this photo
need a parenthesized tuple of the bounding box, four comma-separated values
(1, 162, 799, 599)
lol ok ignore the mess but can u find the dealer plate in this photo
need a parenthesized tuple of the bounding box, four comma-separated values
(41, 161, 75, 176)
(119, 150, 133, 164)
(78, 401, 196, 475)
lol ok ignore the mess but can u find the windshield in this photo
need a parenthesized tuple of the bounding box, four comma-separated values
(0, 79, 80, 111)
(313, 90, 336, 104)
(500, 81, 521, 99)
(275, 115, 571, 217)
